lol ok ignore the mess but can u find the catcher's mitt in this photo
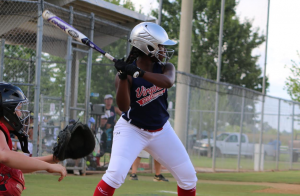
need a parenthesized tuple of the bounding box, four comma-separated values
(53, 122, 95, 161)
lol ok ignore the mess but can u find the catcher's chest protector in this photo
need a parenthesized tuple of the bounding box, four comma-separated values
(0, 164, 25, 196)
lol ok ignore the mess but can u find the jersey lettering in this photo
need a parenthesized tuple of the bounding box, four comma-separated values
(135, 85, 166, 106)
(136, 88, 166, 106)
(135, 85, 164, 98)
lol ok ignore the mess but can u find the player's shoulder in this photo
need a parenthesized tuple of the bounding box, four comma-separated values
(164, 62, 175, 67)
(162, 62, 175, 73)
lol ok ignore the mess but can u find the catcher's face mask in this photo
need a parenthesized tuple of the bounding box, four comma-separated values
(15, 100, 30, 136)
(0, 83, 30, 153)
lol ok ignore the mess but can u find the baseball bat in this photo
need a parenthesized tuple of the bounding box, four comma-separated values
(42, 10, 140, 77)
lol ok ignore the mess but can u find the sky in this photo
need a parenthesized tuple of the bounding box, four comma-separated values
(129, 0, 300, 101)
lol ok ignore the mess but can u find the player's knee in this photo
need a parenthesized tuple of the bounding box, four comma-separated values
(177, 171, 198, 190)
(102, 156, 132, 188)
(172, 161, 198, 190)
(104, 168, 127, 188)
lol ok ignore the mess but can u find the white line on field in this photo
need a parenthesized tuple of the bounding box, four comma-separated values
(159, 190, 177, 194)
(159, 190, 201, 195)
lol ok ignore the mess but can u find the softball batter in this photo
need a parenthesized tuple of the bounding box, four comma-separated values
(93, 22, 197, 196)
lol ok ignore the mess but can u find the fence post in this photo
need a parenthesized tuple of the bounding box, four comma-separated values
(84, 12, 94, 124)
(212, 0, 225, 171)
(186, 88, 192, 152)
(64, 6, 73, 128)
(237, 89, 245, 171)
(38, 94, 44, 156)
(0, 39, 5, 82)
(32, 0, 44, 157)
(258, 95, 265, 171)
(290, 103, 295, 169)
(276, 99, 281, 170)
(27, 56, 33, 101)
(174, 0, 193, 149)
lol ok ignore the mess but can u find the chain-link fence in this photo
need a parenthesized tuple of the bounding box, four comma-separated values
(1, 0, 300, 173)
(0, 0, 130, 173)
(176, 71, 300, 171)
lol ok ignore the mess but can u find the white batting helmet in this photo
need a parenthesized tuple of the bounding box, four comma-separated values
(129, 22, 177, 63)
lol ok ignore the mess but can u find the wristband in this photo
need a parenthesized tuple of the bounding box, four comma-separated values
(138, 69, 145, 77)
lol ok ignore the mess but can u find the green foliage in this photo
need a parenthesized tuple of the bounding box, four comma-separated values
(285, 52, 300, 102)
(152, 0, 269, 92)
(40, 55, 66, 99)
(224, 125, 252, 133)
(4, 44, 68, 102)
(4, 45, 36, 103)
(149, 0, 271, 130)
(103, 0, 136, 11)
(75, 39, 127, 104)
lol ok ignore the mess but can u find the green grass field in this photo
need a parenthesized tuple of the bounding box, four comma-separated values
(189, 154, 296, 170)
(21, 171, 300, 196)
(112, 154, 299, 171)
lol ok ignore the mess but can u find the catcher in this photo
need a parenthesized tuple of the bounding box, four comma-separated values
(0, 83, 95, 196)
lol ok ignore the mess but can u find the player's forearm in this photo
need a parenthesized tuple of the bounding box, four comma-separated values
(33, 155, 59, 164)
(116, 80, 130, 111)
(0, 149, 51, 172)
(142, 72, 174, 88)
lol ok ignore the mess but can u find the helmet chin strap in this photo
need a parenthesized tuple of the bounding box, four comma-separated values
(11, 129, 29, 153)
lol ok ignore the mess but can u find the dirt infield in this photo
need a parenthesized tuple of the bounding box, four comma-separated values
(198, 180, 300, 195)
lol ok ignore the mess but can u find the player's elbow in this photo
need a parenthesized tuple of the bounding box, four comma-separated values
(116, 95, 130, 112)
(165, 81, 174, 88)
(118, 105, 130, 112)
(116, 99, 130, 112)
(163, 79, 174, 89)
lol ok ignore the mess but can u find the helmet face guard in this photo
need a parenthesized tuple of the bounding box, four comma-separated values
(129, 22, 177, 64)
(154, 48, 175, 64)
(0, 83, 30, 153)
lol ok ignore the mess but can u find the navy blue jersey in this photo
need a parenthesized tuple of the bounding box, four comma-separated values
(122, 62, 169, 130)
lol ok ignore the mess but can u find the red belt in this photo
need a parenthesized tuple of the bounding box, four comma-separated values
(141, 127, 163, 132)
(122, 116, 163, 132)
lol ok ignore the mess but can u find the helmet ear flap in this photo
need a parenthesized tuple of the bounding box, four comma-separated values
(147, 45, 155, 57)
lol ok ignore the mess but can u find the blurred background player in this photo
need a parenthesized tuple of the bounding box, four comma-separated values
(88, 116, 95, 131)
(93, 114, 108, 168)
(0, 83, 66, 196)
(93, 22, 197, 196)
(130, 150, 169, 182)
(103, 94, 121, 156)
(103, 94, 122, 129)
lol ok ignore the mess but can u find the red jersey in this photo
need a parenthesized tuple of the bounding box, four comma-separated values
(0, 122, 25, 196)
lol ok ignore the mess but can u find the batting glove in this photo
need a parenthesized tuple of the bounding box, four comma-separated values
(114, 58, 126, 73)
(125, 64, 145, 78)
(118, 72, 127, 80)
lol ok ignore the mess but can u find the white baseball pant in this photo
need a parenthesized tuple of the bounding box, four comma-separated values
(102, 117, 198, 190)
